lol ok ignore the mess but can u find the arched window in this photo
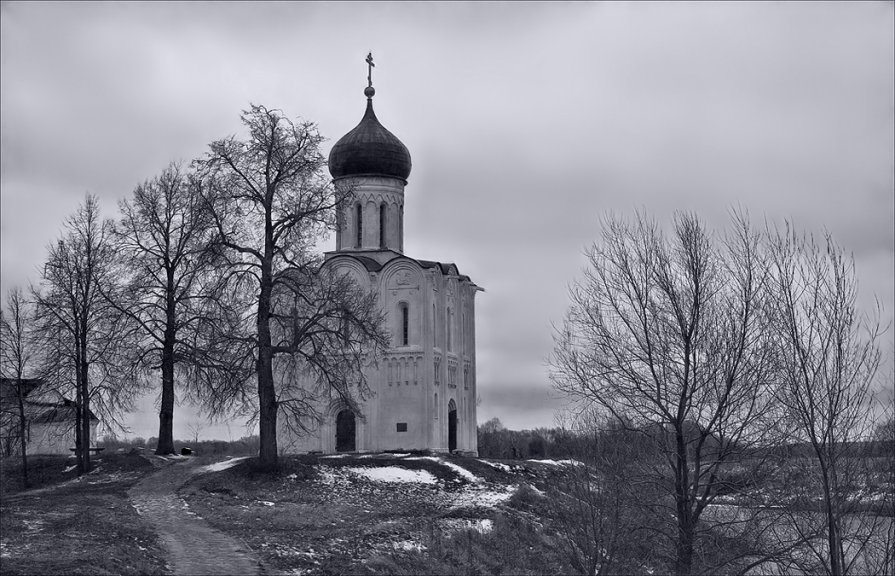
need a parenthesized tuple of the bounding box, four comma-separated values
(399, 207, 403, 250)
(355, 203, 363, 248)
(336, 207, 343, 250)
(379, 203, 386, 248)
(448, 399, 457, 452)
(432, 303, 437, 348)
(399, 302, 409, 346)
(447, 307, 453, 351)
(340, 308, 350, 341)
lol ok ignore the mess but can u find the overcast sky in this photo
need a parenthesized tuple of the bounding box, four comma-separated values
(2, 2, 893, 440)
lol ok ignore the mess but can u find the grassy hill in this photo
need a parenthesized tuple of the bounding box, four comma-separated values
(2, 450, 891, 575)
(180, 453, 581, 575)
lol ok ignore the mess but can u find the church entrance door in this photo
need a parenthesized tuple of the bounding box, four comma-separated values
(448, 399, 457, 452)
(335, 410, 356, 452)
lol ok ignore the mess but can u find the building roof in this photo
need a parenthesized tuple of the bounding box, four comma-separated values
(0, 378, 44, 401)
(327, 252, 477, 286)
(30, 398, 99, 424)
(328, 96, 412, 182)
(1, 379, 99, 424)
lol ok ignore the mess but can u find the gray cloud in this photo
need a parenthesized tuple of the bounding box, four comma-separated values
(2, 2, 892, 437)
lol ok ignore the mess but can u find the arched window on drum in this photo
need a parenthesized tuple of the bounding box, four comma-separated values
(397, 302, 409, 347)
(355, 203, 363, 248)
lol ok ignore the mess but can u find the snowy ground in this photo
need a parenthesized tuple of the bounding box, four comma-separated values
(198, 456, 249, 474)
(179, 452, 572, 575)
(346, 466, 438, 484)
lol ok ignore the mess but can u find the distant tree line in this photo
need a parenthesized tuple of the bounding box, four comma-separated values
(478, 416, 894, 462)
(98, 434, 261, 458)
(476, 418, 620, 460)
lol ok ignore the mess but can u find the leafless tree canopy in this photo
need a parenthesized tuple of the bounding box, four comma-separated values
(32, 195, 139, 474)
(551, 211, 890, 575)
(112, 162, 222, 454)
(1, 288, 39, 485)
(767, 224, 888, 576)
(272, 265, 388, 436)
(197, 104, 387, 469)
(551, 211, 783, 574)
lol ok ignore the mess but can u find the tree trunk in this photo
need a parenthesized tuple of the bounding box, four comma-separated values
(823, 474, 844, 575)
(156, 299, 177, 455)
(819, 454, 844, 575)
(257, 355, 278, 469)
(16, 380, 29, 488)
(78, 316, 91, 473)
(156, 368, 175, 455)
(675, 526, 695, 576)
(74, 342, 85, 475)
(827, 507, 843, 576)
(80, 354, 91, 473)
(257, 280, 278, 469)
(674, 425, 695, 576)
(257, 208, 278, 471)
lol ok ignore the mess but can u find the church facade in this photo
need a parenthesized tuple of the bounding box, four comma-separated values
(278, 67, 481, 455)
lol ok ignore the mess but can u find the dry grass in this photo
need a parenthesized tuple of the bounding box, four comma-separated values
(1, 454, 80, 496)
(180, 453, 571, 575)
(0, 453, 169, 575)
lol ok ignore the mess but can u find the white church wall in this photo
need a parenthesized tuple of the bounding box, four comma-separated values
(276, 193, 479, 455)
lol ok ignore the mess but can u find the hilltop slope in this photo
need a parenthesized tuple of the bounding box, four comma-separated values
(179, 453, 577, 575)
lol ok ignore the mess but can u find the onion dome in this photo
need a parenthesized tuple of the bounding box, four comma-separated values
(328, 87, 412, 182)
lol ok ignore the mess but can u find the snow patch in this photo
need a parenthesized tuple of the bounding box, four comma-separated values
(347, 466, 438, 484)
(315, 466, 352, 486)
(63, 465, 77, 473)
(392, 539, 427, 552)
(526, 458, 580, 466)
(198, 456, 248, 473)
(439, 460, 482, 483)
(442, 518, 494, 534)
(451, 485, 516, 508)
(22, 519, 44, 533)
(321, 453, 348, 459)
(257, 501, 275, 506)
(481, 460, 512, 472)
(406, 456, 482, 482)
(525, 483, 545, 496)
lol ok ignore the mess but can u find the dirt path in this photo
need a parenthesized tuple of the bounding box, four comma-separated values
(129, 458, 262, 576)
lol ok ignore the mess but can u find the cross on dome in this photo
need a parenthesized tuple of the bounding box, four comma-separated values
(365, 52, 375, 98)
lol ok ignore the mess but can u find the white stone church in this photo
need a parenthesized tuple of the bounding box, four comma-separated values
(279, 68, 481, 455)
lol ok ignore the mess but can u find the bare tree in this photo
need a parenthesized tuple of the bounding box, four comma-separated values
(198, 104, 387, 469)
(0, 287, 39, 486)
(111, 162, 219, 455)
(546, 411, 663, 576)
(186, 420, 204, 444)
(767, 224, 887, 575)
(551, 211, 782, 575)
(32, 195, 138, 474)
(270, 265, 388, 437)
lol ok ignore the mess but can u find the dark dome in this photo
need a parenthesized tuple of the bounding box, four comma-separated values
(329, 98, 411, 181)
